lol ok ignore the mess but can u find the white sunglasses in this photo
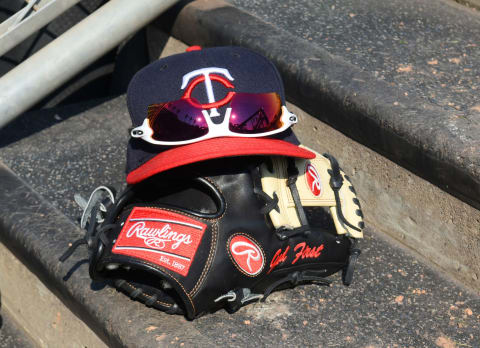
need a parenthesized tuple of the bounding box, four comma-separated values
(130, 92, 298, 146)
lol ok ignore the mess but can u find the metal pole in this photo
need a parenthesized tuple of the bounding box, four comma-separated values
(0, 0, 82, 57)
(0, 0, 179, 128)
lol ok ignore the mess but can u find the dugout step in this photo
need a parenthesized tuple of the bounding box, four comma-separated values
(0, 96, 478, 347)
(166, 0, 480, 211)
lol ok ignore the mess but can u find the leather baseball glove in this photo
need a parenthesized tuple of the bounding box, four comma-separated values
(60, 149, 364, 319)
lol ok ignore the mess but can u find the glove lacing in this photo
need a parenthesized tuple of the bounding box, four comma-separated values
(261, 160, 333, 300)
(323, 153, 363, 232)
(239, 156, 362, 306)
(59, 187, 118, 263)
(215, 162, 332, 309)
(251, 159, 313, 241)
(262, 270, 331, 301)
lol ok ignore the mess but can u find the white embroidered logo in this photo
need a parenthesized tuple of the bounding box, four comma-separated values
(126, 221, 192, 250)
(181, 67, 235, 118)
(231, 241, 261, 272)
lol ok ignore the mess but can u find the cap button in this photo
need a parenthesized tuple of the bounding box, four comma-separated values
(186, 45, 202, 52)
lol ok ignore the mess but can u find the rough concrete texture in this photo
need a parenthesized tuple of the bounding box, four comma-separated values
(169, 0, 480, 213)
(454, 0, 480, 10)
(0, 309, 36, 348)
(0, 94, 479, 347)
(289, 102, 480, 294)
(158, 2, 480, 292)
(229, 0, 480, 119)
(0, 242, 107, 348)
(147, 29, 480, 292)
(0, 30, 478, 347)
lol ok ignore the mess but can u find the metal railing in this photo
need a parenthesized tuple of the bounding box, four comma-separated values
(0, 0, 179, 128)
(0, 0, 82, 57)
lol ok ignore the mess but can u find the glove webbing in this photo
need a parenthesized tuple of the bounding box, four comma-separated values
(251, 160, 313, 241)
(251, 165, 280, 215)
(59, 204, 116, 262)
(323, 153, 362, 233)
(262, 157, 335, 295)
(274, 159, 312, 240)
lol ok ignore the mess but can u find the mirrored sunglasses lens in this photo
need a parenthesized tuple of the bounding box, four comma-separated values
(147, 99, 208, 142)
(228, 93, 283, 134)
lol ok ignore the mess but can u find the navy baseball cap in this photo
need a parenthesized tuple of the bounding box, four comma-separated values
(126, 46, 314, 184)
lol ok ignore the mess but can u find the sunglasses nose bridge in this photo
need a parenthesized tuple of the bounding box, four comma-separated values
(221, 107, 232, 127)
(201, 110, 216, 129)
(202, 107, 232, 138)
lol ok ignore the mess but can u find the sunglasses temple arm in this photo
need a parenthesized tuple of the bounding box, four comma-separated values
(130, 118, 151, 138)
(282, 106, 298, 126)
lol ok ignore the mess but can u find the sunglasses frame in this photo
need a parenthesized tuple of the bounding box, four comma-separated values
(130, 97, 298, 146)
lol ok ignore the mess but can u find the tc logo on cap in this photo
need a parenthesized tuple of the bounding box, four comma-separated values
(181, 67, 235, 118)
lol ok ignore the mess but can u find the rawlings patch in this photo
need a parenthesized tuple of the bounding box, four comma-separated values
(112, 207, 206, 277)
(305, 162, 322, 196)
(228, 234, 265, 276)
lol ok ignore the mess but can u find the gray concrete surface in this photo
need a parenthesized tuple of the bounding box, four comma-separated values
(455, 0, 480, 10)
(0, 242, 107, 348)
(0, 93, 479, 347)
(290, 102, 480, 294)
(228, 0, 480, 120)
(0, 14, 479, 346)
(169, 0, 480, 213)
(147, 32, 480, 293)
(0, 309, 36, 348)
(167, 0, 480, 289)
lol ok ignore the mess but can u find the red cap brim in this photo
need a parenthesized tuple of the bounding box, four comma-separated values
(126, 137, 315, 184)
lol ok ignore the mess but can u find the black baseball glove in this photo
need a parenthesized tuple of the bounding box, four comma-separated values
(60, 149, 364, 319)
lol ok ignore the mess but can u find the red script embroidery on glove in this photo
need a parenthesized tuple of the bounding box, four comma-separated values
(268, 246, 290, 274)
(112, 207, 206, 277)
(292, 242, 324, 264)
(268, 242, 325, 273)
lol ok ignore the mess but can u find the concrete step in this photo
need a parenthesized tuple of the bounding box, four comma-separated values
(0, 62, 479, 348)
(161, 0, 480, 293)
(0, 14, 479, 346)
(167, 0, 480, 210)
(0, 309, 36, 348)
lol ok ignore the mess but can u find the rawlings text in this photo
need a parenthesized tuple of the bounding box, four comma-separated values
(126, 221, 193, 250)
(112, 207, 207, 277)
